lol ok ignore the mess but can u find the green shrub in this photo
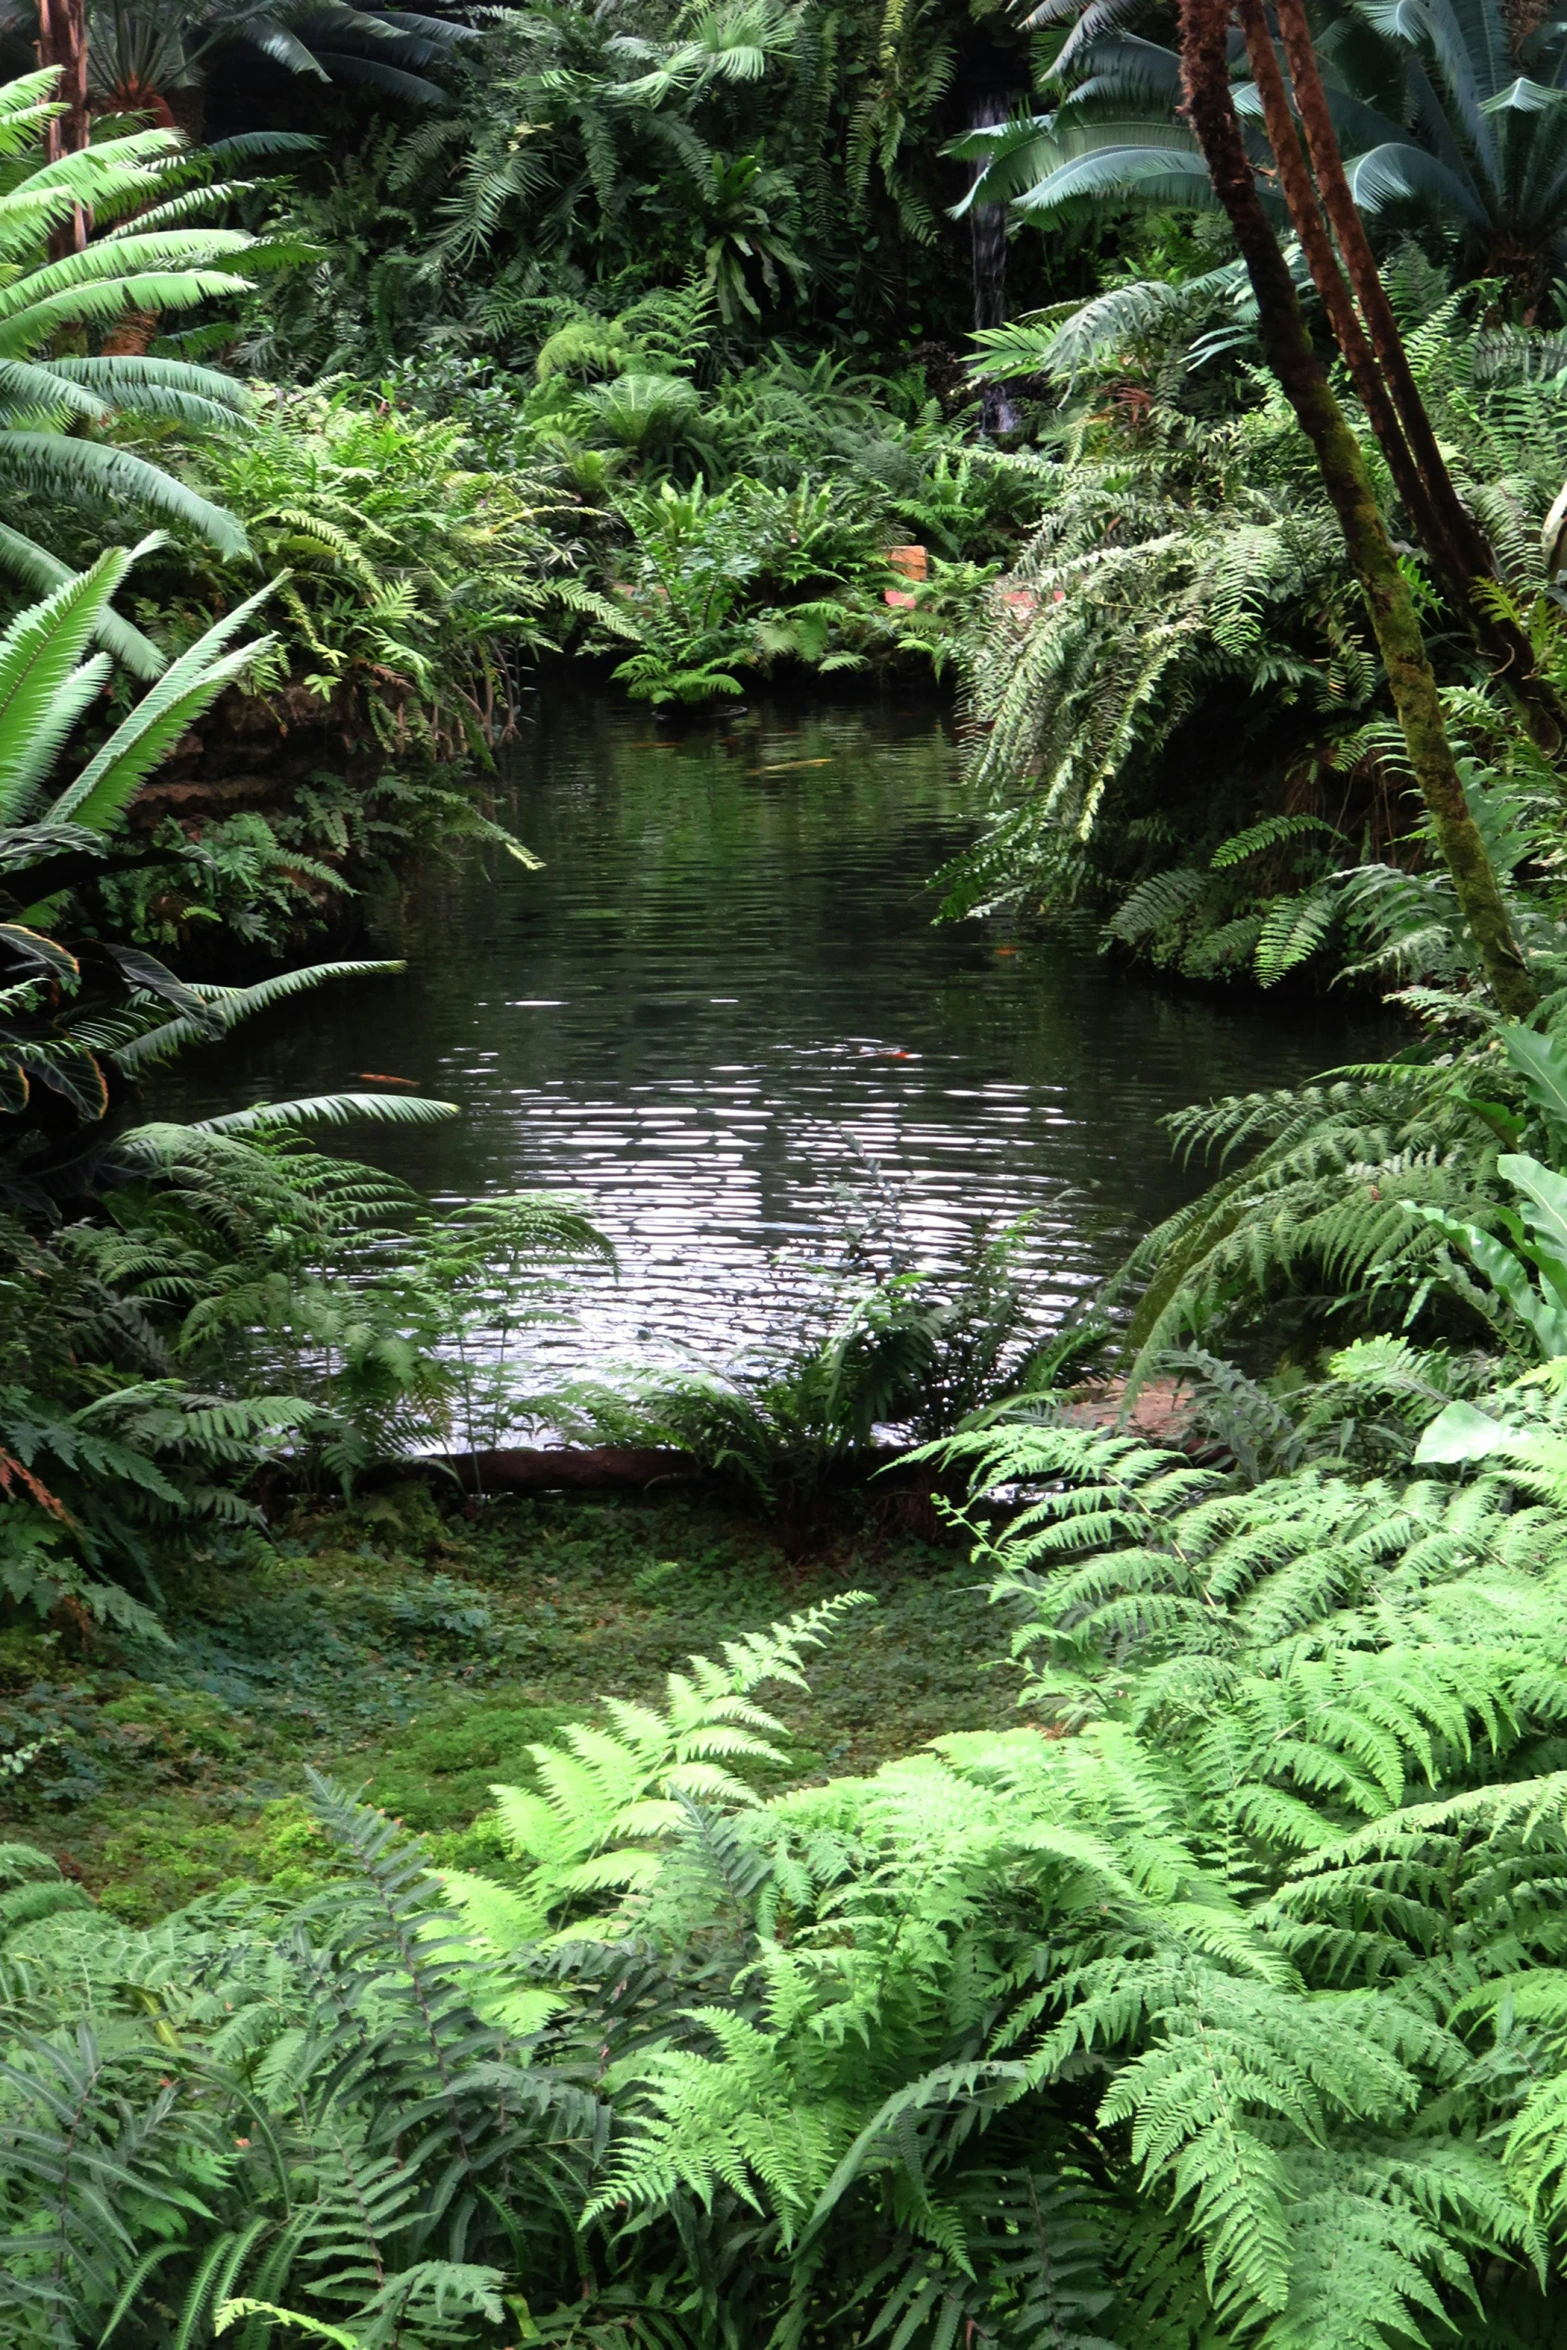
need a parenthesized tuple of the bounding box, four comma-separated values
(0, 542, 609, 1629)
(125, 384, 614, 756)
(569, 1217, 1105, 1513)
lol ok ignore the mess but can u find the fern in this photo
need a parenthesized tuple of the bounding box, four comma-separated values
(22, 1503, 1567, 2347)
(0, 1777, 612, 2350)
(479, 1597, 873, 1923)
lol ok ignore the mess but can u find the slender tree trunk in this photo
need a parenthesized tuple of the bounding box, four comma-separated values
(1180, 0, 1537, 1016)
(38, 0, 88, 260)
(1243, 0, 1567, 751)
(969, 91, 1021, 436)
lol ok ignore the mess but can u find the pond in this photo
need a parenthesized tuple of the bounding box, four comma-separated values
(156, 687, 1397, 1373)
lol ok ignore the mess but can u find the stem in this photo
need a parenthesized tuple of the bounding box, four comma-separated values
(38, 0, 88, 259)
(1265, 0, 1567, 750)
(1180, 0, 1537, 1017)
(1236, 3, 1459, 566)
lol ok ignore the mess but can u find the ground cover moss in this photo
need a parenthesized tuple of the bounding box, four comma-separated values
(0, 1482, 1013, 1921)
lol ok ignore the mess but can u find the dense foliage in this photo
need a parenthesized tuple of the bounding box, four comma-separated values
(18, 1354, 1567, 2346)
(19, 0, 1567, 2342)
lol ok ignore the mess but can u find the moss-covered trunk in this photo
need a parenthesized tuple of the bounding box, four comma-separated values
(1180, 0, 1537, 1018)
(1246, 0, 1567, 754)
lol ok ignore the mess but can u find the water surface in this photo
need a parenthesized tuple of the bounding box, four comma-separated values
(156, 690, 1395, 1370)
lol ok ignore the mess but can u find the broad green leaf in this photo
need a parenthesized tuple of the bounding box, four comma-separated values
(0, 920, 76, 978)
(1413, 1399, 1512, 1463)
(1499, 1153, 1567, 1264)
(1501, 1027, 1567, 1155)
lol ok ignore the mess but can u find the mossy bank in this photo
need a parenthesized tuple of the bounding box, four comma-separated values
(0, 1483, 1009, 1923)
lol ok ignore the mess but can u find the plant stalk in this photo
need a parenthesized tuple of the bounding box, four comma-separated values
(1180, 0, 1537, 1016)
(38, 0, 88, 258)
(1256, 0, 1567, 751)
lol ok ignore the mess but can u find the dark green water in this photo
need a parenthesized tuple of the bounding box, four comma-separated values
(157, 690, 1395, 1368)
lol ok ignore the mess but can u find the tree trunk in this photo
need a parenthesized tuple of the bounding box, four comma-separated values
(38, 0, 89, 260)
(1243, 0, 1567, 752)
(1180, 0, 1537, 1017)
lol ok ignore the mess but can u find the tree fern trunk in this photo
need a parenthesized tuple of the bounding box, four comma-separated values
(1179, 0, 1537, 1018)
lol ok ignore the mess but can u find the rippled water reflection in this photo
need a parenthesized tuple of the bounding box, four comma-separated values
(155, 690, 1397, 1368)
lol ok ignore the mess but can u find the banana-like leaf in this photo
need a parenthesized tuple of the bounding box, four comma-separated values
(1407, 1194, 1567, 1355)
(1413, 1397, 1512, 1461)
(26, 1042, 109, 1121)
(1501, 1026, 1567, 1158)
(1499, 1151, 1567, 1268)
(0, 921, 76, 978)
(100, 946, 218, 1025)
(0, 818, 103, 874)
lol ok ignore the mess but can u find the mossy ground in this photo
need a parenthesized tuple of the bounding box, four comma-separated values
(0, 1481, 1017, 1922)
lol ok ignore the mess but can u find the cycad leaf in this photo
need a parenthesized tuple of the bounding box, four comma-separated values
(50, 574, 279, 828)
(0, 550, 129, 823)
(45, 355, 256, 430)
(50, 642, 267, 833)
(1343, 141, 1489, 223)
(0, 227, 254, 318)
(0, 524, 166, 680)
(0, 433, 249, 557)
(112, 958, 403, 1073)
(188, 1093, 461, 1133)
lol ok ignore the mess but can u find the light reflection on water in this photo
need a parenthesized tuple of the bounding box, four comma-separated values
(154, 689, 1398, 1373)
